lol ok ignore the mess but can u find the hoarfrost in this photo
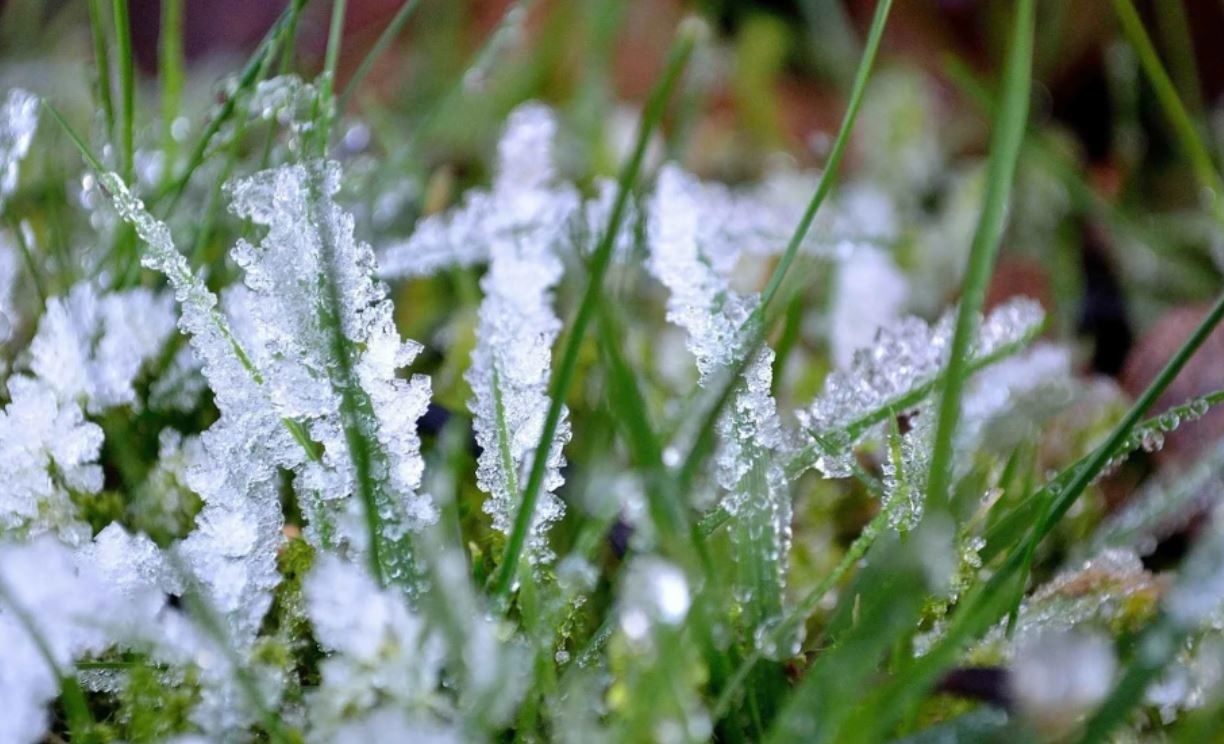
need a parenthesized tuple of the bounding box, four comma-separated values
(466, 105, 574, 562)
(797, 296, 1045, 479)
(379, 102, 580, 279)
(647, 164, 791, 619)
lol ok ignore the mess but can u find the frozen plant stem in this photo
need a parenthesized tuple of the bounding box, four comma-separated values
(924, 0, 1033, 513)
(491, 18, 701, 605)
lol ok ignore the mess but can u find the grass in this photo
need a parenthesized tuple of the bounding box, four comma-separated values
(490, 18, 700, 603)
(6, 0, 1224, 740)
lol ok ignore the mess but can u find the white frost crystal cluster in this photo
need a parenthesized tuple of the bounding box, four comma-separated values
(379, 102, 580, 279)
(463, 105, 575, 561)
(647, 164, 792, 616)
(305, 555, 446, 734)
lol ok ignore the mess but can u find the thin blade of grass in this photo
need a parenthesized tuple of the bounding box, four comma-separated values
(336, 0, 423, 114)
(160, 0, 311, 214)
(490, 17, 702, 604)
(111, 0, 134, 184)
(159, 0, 184, 183)
(923, 0, 1034, 514)
(1111, 0, 1224, 230)
(841, 287, 1224, 742)
(86, 0, 115, 141)
(312, 0, 348, 155)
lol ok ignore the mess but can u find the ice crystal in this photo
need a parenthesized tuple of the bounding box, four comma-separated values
(305, 555, 445, 731)
(379, 103, 580, 279)
(647, 164, 791, 618)
(0, 376, 103, 544)
(465, 108, 574, 562)
(28, 282, 176, 412)
(797, 296, 1045, 478)
(0, 532, 171, 744)
(0, 88, 38, 206)
(105, 160, 435, 584)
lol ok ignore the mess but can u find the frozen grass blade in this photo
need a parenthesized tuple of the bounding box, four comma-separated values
(336, 0, 423, 113)
(490, 18, 700, 604)
(842, 288, 1224, 743)
(672, 0, 893, 502)
(1112, 0, 1224, 230)
(923, 0, 1033, 514)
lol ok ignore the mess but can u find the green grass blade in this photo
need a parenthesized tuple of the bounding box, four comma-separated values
(86, 0, 115, 141)
(160, 0, 310, 214)
(490, 18, 702, 605)
(159, 0, 184, 181)
(111, 0, 134, 183)
(923, 0, 1034, 514)
(336, 0, 423, 114)
(756, 0, 891, 317)
(1111, 0, 1224, 229)
(312, 0, 348, 155)
(841, 287, 1224, 742)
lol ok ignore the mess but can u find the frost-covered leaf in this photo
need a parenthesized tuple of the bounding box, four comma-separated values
(466, 105, 574, 563)
(796, 296, 1045, 479)
(647, 164, 791, 628)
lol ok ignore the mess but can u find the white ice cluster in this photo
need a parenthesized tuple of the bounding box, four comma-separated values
(304, 555, 446, 734)
(647, 164, 792, 615)
(464, 105, 575, 562)
(1, 280, 175, 542)
(379, 102, 580, 279)
(798, 297, 1045, 478)
(0, 88, 38, 352)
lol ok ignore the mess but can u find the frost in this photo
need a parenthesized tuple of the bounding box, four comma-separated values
(0, 376, 103, 544)
(379, 102, 580, 279)
(0, 88, 38, 206)
(226, 160, 436, 561)
(28, 282, 176, 412)
(305, 555, 445, 731)
(0, 532, 171, 744)
(647, 164, 791, 619)
(104, 159, 435, 586)
(797, 296, 1045, 478)
(465, 106, 574, 562)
